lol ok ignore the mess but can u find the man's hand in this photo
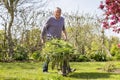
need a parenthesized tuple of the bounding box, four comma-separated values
(64, 38, 68, 41)
(62, 30, 67, 41)
(41, 39, 45, 44)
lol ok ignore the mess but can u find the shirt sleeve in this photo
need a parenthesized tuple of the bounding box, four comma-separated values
(62, 25, 65, 31)
(41, 18, 51, 39)
(62, 18, 65, 31)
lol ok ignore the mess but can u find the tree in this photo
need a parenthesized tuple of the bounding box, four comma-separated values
(0, 0, 48, 60)
(0, 0, 19, 59)
(99, 0, 120, 33)
(64, 13, 100, 55)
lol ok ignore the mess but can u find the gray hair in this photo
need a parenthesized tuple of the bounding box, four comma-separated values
(54, 7, 61, 12)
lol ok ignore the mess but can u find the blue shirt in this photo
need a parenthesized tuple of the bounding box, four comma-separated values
(41, 16, 65, 39)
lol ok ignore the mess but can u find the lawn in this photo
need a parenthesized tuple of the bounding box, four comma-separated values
(0, 61, 120, 80)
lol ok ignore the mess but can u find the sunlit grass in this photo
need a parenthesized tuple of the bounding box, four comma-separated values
(0, 61, 120, 80)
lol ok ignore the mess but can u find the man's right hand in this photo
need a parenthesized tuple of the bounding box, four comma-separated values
(41, 39, 45, 44)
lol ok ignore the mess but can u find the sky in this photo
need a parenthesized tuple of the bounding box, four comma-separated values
(46, 0, 103, 15)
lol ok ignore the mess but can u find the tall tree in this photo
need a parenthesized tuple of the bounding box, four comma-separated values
(0, 0, 48, 60)
(0, 0, 19, 59)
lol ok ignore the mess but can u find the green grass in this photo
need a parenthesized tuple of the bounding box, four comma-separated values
(0, 61, 120, 80)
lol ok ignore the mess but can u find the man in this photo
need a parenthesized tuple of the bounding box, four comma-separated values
(41, 7, 75, 75)
(41, 7, 67, 43)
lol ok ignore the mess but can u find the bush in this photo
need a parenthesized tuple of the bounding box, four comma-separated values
(76, 55, 90, 62)
(90, 51, 107, 61)
(113, 54, 120, 60)
(0, 46, 8, 61)
(13, 45, 28, 61)
(69, 53, 78, 62)
(32, 50, 42, 61)
(69, 53, 90, 62)
(70, 50, 108, 62)
(110, 45, 120, 61)
(102, 62, 116, 72)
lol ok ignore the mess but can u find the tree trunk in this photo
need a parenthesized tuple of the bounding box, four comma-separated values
(81, 45, 85, 54)
(3, 23, 7, 60)
(7, 12, 14, 59)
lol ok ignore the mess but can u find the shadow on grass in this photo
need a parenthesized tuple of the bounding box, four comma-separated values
(69, 72, 119, 79)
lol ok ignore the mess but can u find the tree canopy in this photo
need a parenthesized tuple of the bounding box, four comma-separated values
(99, 0, 120, 33)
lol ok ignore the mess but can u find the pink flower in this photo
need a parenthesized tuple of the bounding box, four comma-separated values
(110, 21, 116, 25)
(99, 4, 104, 9)
(100, 0, 120, 32)
(118, 28, 120, 31)
(99, 1, 104, 9)
(111, 15, 116, 20)
(118, 43, 120, 48)
(105, 11, 111, 16)
(106, 0, 111, 5)
(118, 17, 120, 22)
(105, 16, 109, 20)
(103, 21, 109, 29)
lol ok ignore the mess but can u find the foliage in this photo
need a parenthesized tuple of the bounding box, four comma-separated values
(77, 55, 90, 62)
(0, 0, 47, 60)
(110, 44, 120, 60)
(21, 29, 42, 56)
(13, 45, 28, 61)
(0, 30, 7, 61)
(65, 13, 101, 56)
(69, 54, 90, 62)
(31, 50, 42, 61)
(90, 51, 107, 61)
(42, 39, 75, 69)
(102, 62, 116, 72)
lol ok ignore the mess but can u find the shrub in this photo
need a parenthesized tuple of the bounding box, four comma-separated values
(69, 53, 79, 62)
(13, 45, 28, 61)
(77, 55, 90, 62)
(113, 54, 120, 61)
(110, 45, 120, 60)
(32, 50, 42, 61)
(102, 62, 116, 72)
(90, 51, 107, 61)
(0, 46, 8, 61)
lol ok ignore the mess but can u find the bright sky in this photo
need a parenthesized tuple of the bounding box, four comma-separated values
(46, 0, 103, 15)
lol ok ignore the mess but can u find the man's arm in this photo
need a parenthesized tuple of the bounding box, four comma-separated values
(41, 25, 47, 43)
(62, 29, 67, 41)
(41, 18, 51, 43)
(41, 30, 45, 43)
(62, 22, 67, 40)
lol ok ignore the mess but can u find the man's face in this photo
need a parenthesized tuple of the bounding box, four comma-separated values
(54, 9, 61, 19)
